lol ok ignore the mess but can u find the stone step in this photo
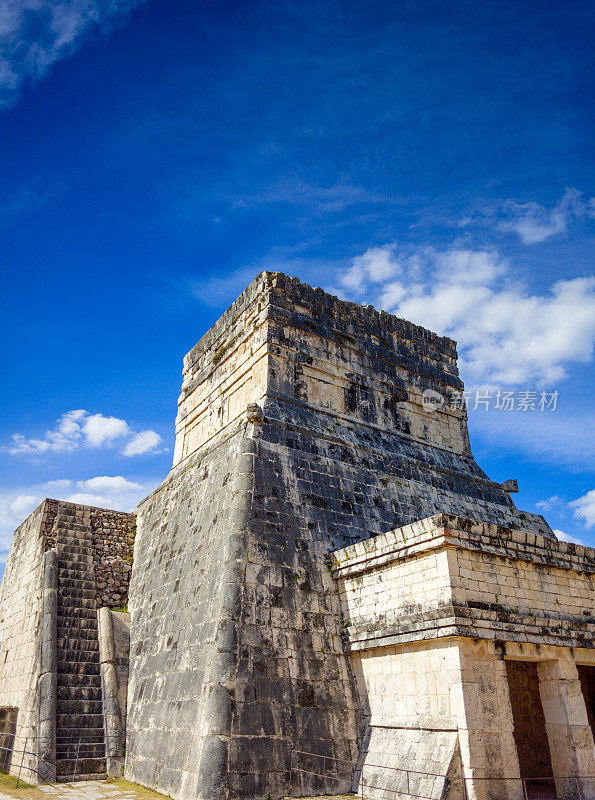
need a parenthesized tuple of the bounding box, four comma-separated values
(58, 588, 98, 602)
(58, 686, 102, 702)
(57, 661, 100, 677)
(57, 583, 97, 595)
(57, 627, 99, 641)
(56, 541, 93, 562)
(56, 759, 106, 778)
(55, 531, 90, 540)
(57, 631, 100, 647)
(58, 571, 96, 585)
(57, 674, 101, 689)
(57, 648, 100, 665)
(57, 713, 104, 728)
(56, 742, 105, 761)
(57, 637, 99, 652)
(56, 554, 93, 567)
(57, 616, 97, 629)
(57, 699, 103, 715)
(55, 748, 105, 760)
(57, 774, 108, 783)
(58, 608, 97, 625)
(56, 727, 105, 743)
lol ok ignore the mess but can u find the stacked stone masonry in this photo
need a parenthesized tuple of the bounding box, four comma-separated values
(125, 273, 561, 800)
(332, 514, 595, 800)
(1, 272, 594, 800)
(90, 509, 135, 608)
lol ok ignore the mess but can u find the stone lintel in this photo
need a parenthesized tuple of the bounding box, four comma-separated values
(331, 513, 595, 578)
(333, 514, 595, 652)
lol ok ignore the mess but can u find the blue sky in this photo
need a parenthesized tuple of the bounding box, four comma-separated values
(0, 0, 594, 575)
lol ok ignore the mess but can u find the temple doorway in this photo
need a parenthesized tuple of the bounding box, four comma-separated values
(506, 660, 555, 797)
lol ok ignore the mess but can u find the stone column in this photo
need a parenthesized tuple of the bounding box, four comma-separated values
(37, 549, 57, 783)
(97, 607, 125, 776)
(537, 658, 595, 798)
(456, 642, 523, 800)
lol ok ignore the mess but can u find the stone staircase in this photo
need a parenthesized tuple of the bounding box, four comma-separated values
(54, 504, 106, 780)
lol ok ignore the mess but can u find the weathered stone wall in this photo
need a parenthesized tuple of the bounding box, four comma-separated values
(127, 273, 558, 800)
(90, 509, 135, 608)
(174, 272, 552, 540)
(127, 423, 361, 800)
(0, 500, 49, 779)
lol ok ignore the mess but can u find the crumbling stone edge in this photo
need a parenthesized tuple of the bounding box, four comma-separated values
(37, 549, 57, 782)
(98, 607, 125, 776)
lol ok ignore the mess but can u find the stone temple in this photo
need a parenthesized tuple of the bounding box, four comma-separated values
(0, 271, 594, 800)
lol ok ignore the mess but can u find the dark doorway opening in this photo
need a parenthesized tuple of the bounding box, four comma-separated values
(0, 707, 17, 773)
(506, 660, 555, 798)
(577, 664, 595, 741)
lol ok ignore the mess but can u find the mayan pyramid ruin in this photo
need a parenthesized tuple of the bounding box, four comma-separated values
(0, 271, 594, 800)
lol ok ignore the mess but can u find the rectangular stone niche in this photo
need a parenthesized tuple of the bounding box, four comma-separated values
(505, 661, 553, 782)
(578, 665, 595, 741)
(0, 707, 18, 773)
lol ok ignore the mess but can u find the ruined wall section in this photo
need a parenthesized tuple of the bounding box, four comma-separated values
(90, 509, 135, 608)
(0, 500, 50, 775)
(259, 275, 551, 540)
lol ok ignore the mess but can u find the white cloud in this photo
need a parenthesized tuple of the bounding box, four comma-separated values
(7, 494, 39, 519)
(498, 188, 591, 244)
(336, 244, 595, 386)
(570, 490, 595, 529)
(83, 413, 129, 446)
(0, 0, 147, 109)
(536, 495, 564, 512)
(553, 529, 585, 546)
(5, 409, 161, 458)
(342, 245, 401, 292)
(122, 430, 162, 457)
(78, 475, 142, 493)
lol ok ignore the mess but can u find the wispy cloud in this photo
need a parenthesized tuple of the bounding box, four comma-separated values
(122, 430, 162, 457)
(232, 179, 390, 215)
(0, 178, 61, 227)
(536, 495, 565, 512)
(499, 188, 591, 244)
(333, 244, 595, 386)
(461, 188, 594, 244)
(5, 409, 162, 457)
(189, 266, 259, 309)
(0, 0, 147, 109)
